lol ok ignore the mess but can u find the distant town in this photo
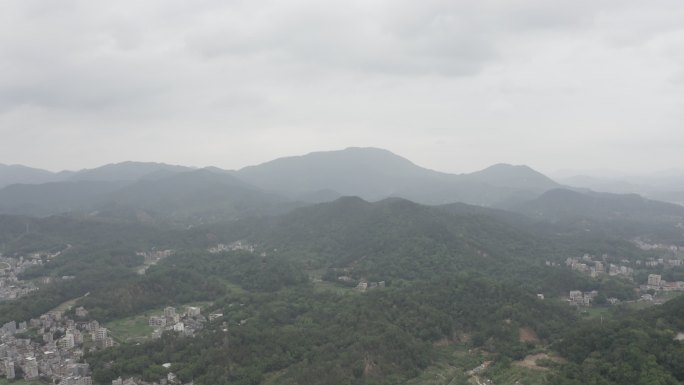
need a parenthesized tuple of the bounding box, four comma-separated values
(1, 301, 209, 385)
(0, 248, 218, 385)
(547, 243, 684, 307)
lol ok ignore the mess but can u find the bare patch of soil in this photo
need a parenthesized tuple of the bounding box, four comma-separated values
(515, 353, 566, 371)
(519, 327, 540, 343)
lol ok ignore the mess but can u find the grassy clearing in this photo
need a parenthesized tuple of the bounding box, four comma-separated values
(656, 291, 684, 302)
(403, 345, 483, 385)
(487, 365, 549, 385)
(50, 295, 86, 313)
(312, 280, 357, 295)
(106, 315, 154, 343)
(105, 301, 213, 343)
(578, 306, 613, 321)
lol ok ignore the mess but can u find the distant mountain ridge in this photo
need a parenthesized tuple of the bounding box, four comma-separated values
(513, 188, 684, 222)
(0, 148, 561, 217)
(0, 163, 64, 189)
(509, 188, 684, 242)
(235, 147, 443, 200)
(106, 169, 297, 223)
(2, 147, 682, 236)
(559, 173, 684, 206)
(0, 181, 128, 217)
(236, 147, 560, 206)
(11, 147, 681, 230)
(466, 163, 558, 190)
(0, 161, 193, 189)
(0, 168, 294, 223)
(66, 161, 194, 182)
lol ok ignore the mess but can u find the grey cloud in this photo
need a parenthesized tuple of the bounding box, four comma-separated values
(0, 0, 683, 173)
(184, 1, 500, 77)
(181, 0, 620, 78)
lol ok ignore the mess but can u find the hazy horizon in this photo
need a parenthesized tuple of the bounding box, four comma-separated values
(2, 146, 683, 180)
(2, 0, 683, 175)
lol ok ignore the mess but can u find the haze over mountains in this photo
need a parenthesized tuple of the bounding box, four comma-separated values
(0, 147, 683, 228)
(556, 173, 684, 206)
(1, 148, 683, 385)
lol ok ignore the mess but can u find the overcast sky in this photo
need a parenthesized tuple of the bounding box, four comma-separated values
(1, 0, 683, 174)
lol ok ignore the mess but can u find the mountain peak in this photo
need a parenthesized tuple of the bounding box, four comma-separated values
(68, 162, 193, 182)
(0, 163, 61, 189)
(236, 147, 434, 199)
(468, 163, 559, 191)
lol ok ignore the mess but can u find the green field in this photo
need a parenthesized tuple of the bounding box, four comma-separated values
(488, 365, 550, 385)
(106, 314, 154, 343)
(403, 345, 483, 385)
(578, 306, 614, 321)
(655, 291, 684, 302)
(50, 295, 86, 314)
(105, 301, 213, 343)
(312, 280, 358, 295)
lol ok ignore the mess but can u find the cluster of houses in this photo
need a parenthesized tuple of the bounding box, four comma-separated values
(148, 306, 207, 339)
(208, 240, 257, 254)
(136, 250, 174, 265)
(0, 247, 223, 385)
(0, 307, 115, 384)
(568, 290, 599, 306)
(633, 239, 681, 253)
(632, 241, 684, 267)
(563, 252, 684, 280)
(0, 247, 74, 302)
(640, 274, 684, 294)
(334, 275, 386, 292)
(565, 254, 634, 278)
(111, 374, 194, 385)
(355, 280, 386, 292)
(111, 307, 219, 385)
(135, 249, 174, 275)
(640, 258, 684, 268)
(0, 255, 42, 301)
(0, 303, 214, 385)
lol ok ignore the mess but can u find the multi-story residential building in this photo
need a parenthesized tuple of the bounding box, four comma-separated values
(648, 274, 662, 287)
(3, 361, 15, 379)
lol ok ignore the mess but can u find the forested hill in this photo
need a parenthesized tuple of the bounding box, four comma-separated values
(0, 163, 62, 188)
(0, 213, 162, 253)
(552, 294, 684, 385)
(106, 169, 298, 223)
(172, 197, 642, 298)
(0, 192, 679, 385)
(511, 188, 684, 243)
(464, 163, 558, 191)
(0, 169, 299, 223)
(255, 196, 540, 269)
(515, 188, 684, 222)
(0, 148, 565, 216)
(235, 147, 560, 206)
(181, 196, 541, 272)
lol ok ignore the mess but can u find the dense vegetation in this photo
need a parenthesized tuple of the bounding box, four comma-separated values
(1, 195, 682, 385)
(552, 296, 684, 385)
(79, 251, 308, 322)
(0, 246, 143, 324)
(88, 275, 576, 385)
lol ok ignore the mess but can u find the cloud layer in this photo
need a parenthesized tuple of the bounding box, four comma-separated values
(1, 0, 683, 173)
